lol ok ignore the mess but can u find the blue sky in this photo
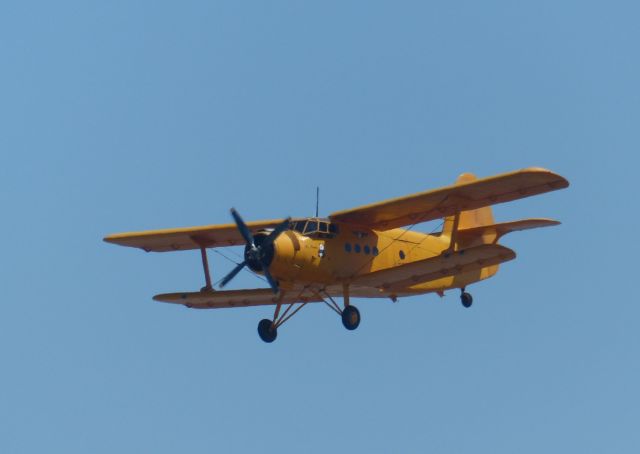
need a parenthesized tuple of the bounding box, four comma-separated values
(1, 1, 637, 452)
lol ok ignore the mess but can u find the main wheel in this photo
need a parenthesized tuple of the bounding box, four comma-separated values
(341, 305, 361, 330)
(257, 319, 277, 343)
(460, 292, 473, 308)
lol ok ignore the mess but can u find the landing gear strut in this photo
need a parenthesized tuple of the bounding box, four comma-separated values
(256, 287, 363, 343)
(257, 291, 310, 343)
(460, 288, 473, 308)
(321, 285, 361, 332)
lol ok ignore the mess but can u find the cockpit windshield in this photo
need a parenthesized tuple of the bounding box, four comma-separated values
(290, 219, 338, 238)
(292, 221, 306, 233)
(304, 221, 318, 234)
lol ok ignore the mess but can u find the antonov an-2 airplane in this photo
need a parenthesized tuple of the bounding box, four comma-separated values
(104, 167, 569, 343)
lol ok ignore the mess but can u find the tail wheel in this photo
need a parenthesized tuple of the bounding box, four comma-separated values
(257, 319, 277, 343)
(341, 305, 361, 330)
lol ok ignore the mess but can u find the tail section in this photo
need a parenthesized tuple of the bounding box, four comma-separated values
(438, 171, 562, 288)
(442, 173, 495, 239)
(441, 172, 500, 282)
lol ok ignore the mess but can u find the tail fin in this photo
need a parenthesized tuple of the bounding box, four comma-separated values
(442, 173, 495, 238)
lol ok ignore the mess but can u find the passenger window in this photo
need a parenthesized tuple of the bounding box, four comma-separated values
(345, 243, 352, 252)
(355, 244, 361, 253)
(372, 247, 379, 256)
(364, 245, 371, 255)
(399, 250, 405, 260)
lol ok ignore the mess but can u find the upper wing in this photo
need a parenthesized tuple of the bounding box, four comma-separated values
(153, 288, 323, 309)
(103, 219, 286, 252)
(351, 244, 516, 290)
(329, 167, 569, 230)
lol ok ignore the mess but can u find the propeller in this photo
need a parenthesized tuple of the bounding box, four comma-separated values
(220, 208, 291, 293)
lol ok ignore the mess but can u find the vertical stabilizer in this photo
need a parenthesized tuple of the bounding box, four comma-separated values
(442, 173, 495, 238)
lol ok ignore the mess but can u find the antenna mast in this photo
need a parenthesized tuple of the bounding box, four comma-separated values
(315, 186, 319, 218)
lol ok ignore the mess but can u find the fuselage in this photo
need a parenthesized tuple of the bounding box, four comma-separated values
(264, 217, 498, 298)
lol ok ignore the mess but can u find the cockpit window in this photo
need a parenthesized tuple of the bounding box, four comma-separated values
(290, 219, 338, 238)
(292, 221, 306, 233)
(304, 221, 318, 234)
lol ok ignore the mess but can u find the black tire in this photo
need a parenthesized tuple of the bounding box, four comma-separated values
(461, 292, 473, 308)
(341, 305, 361, 331)
(257, 319, 277, 343)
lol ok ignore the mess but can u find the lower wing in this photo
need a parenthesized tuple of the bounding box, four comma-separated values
(154, 288, 323, 309)
(352, 244, 516, 291)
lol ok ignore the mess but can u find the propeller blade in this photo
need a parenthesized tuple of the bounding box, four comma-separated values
(219, 260, 247, 288)
(263, 217, 292, 247)
(230, 208, 254, 246)
(262, 266, 279, 294)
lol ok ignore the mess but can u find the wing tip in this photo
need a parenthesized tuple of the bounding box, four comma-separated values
(153, 292, 191, 303)
(103, 235, 118, 244)
(521, 167, 570, 188)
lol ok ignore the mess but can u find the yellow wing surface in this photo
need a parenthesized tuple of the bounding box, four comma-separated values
(457, 218, 560, 243)
(154, 288, 323, 309)
(153, 245, 514, 308)
(103, 219, 286, 252)
(329, 167, 569, 230)
(352, 244, 516, 290)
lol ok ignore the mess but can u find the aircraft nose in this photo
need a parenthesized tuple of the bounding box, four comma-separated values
(272, 231, 297, 264)
(244, 232, 274, 272)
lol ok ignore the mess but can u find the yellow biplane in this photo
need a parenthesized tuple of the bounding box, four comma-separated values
(104, 167, 569, 343)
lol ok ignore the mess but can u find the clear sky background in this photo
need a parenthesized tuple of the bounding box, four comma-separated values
(1, 1, 638, 452)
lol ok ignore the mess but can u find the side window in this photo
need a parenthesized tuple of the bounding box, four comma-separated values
(345, 243, 352, 252)
(372, 246, 379, 256)
(399, 250, 405, 260)
(319, 222, 329, 233)
(364, 245, 371, 255)
(329, 223, 338, 234)
(354, 244, 361, 253)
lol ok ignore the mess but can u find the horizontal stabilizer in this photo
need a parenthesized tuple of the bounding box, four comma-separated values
(457, 218, 561, 243)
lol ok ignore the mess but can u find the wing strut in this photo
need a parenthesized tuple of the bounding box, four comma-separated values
(199, 245, 213, 292)
(445, 211, 461, 255)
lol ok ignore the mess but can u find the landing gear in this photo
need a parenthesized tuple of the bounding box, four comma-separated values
(338, 284, 360, 331)
(319, 288, 361, 332)
(341, 305, 361, 330)
(257, 319, 277, 343)
(256, 291, 311, 343)
(460, 289, 473, 308)
(256, 287, 362, 342)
